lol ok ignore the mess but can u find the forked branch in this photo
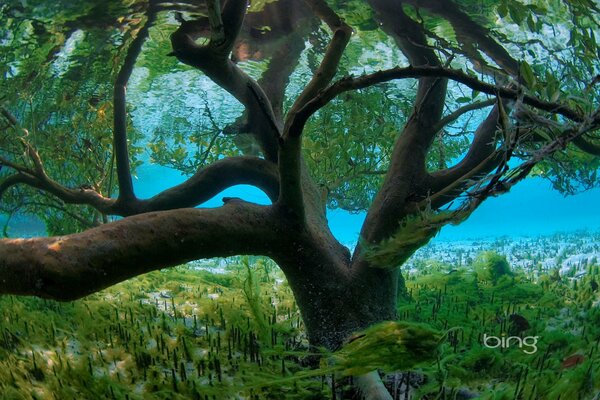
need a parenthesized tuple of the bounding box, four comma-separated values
(1, 106, 277, 214)
(170, 0, 280, 161)
(1, 155, 279, 216)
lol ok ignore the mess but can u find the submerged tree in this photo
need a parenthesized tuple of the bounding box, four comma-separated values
(0, 0, 599, 396)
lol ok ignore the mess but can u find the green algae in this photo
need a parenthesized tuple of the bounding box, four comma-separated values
(1, 254, 599, 399)
(362, 207, 473, 269)
(326, 321, 441, 376)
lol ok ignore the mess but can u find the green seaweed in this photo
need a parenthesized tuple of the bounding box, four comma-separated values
(1, 250, 599, 399)
(362, 207, 472, 269)
(326, 321, 441, 376)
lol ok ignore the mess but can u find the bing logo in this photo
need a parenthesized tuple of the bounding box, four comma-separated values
(483, 333, 539, 354)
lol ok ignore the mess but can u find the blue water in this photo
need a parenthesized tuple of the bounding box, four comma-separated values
(4, 162, 599, 243)
(133, 163, 600, 245)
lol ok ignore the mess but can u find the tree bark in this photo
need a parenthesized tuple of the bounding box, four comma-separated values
(271, 224, 398, 350)
(0, 202, 284, 300)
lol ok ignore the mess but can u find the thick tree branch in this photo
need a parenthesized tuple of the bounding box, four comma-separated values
(113, 4, 158, 203)
(0, 203, 282, 300)
(170, 0, 281, 161)
(352, 3, 447, 302)
(135, 156, 279, 212)
(294, 66, 592, 128)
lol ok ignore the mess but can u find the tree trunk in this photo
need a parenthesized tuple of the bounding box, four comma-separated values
(274, 245, 400, 400)
(276, 243, 400, 350)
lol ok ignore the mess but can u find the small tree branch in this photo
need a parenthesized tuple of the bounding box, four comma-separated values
(15, 199, 99, 229)
(215, 0, 247, 56)
(403, 0, 520, 77)
(285, 0, 352, 119)
(0, 170, 117, 214)
(113, 4, 158, 203)
(0, 107, 18, 126)
(0, 156, 34, 175)
(135, 156, 279, 212)
(206, 0, 226, 45)
(279, 0, 351, 223)
(294, 66, 592, 129)
(428, 105, 502, 205)
(355, 371, 394, 400)
(222, 2, 314, 134)
(0, 203, 282, 300)
(258, 31, 307, 121)
(432, 98, 496, 133)
(465, 111, 600, 207)
(0, 174, 30, 200)
(368, 0, 447, 111)
(1, 155, 279, 216)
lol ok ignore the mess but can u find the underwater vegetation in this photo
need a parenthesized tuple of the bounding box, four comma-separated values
(0, 259, 326, 400)
(1, 244, 599, 399)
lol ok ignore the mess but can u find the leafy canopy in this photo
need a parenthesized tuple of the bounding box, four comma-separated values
(0, 0, 598, 236)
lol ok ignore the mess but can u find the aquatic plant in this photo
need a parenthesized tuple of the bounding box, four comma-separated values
(474, 251, 513, 285)
(362, 208, 471, 269)
(327, 321, 441, 376)
(1, 250, 599, 398)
